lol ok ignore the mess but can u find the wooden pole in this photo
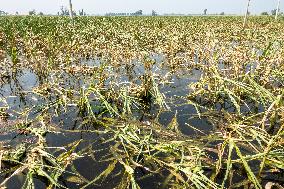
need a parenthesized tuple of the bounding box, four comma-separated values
(275, 0, 281, 20)
(243, 0, 251, 28)
(69, 0, 73, 20)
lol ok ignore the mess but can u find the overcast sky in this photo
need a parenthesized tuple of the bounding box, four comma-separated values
(0, 0, 282, 15)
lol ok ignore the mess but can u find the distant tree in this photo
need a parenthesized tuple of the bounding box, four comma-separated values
(0, 10, 8, 16)
(220, 12, 225, 15)
(38, 12, 44, 16)
(134, 10, 143, 16)
(152, 10, 158, 16)
(60, 6, 67, 15)
(15, 12, 19, 15)
(203, 9, 207, 15)
(60, 6, 74, 16)
(79, 9, 86, 16)
(261, 12, 269, 15)
(29, 9, 36, 15)
(271, 9, 277, 15)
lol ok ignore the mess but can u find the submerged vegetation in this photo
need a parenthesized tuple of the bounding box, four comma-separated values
(0, 16, 283, 188)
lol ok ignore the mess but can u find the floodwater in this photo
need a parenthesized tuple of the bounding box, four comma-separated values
(1, 51, 279, 188)
(0, 54, 213, 189)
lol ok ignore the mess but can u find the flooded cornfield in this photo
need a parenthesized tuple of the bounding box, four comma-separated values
(0, 16, 283, 189)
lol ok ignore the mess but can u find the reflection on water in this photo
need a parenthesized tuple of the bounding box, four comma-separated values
(0, 48, 277, 188)
(0, 55, 206, 188)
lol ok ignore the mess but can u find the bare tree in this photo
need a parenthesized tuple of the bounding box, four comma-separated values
(29, 9, 36, 15)
(275, 0, 281, 20)
(243, 0, 251, 28)
(69, 0, 73, 19)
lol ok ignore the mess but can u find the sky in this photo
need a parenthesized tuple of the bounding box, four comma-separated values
(0, 0, 282, 15)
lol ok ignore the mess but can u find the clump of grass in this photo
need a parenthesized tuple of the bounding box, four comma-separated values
(0, 117, 82, 189)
